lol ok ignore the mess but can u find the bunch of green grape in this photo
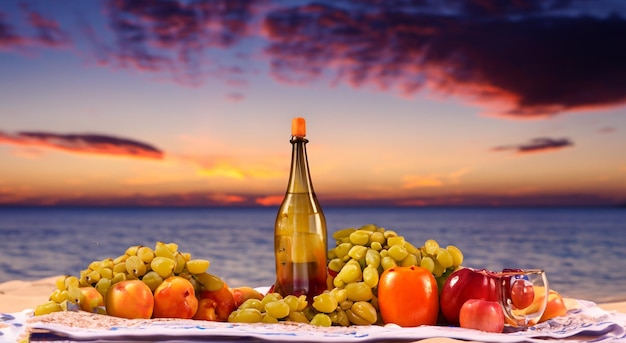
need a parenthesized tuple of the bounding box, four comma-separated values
(35, 242, 223, 316)
(320, 224, 464, 326)
(228, 292, 320, 324)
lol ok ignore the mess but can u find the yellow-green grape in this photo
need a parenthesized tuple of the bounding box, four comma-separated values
(111, 272, 126, 284)
(432, 261, 444, 277)
(382, 230, 398, 239)
(330, 309, 350, 326)
(230, 308, 263, 323)
(137, 246, 155, 263)
(194, 272, 224, 291)
(113, 262, 127, 274)
(332, 227, 356, 240)
(166, 242, 179, 253)
(287, 311, 309, 323)
(151, 256, 175, 278)
(328, 258, 346, 274)
(181, 252, 191, 262)
(435, 248, 453, 269)
(329, 288, 348, 303)
(379, 249, 388, 258)
(142, 271, 163, 292)
(174, 253, 186, 274)
(370, 241, 383, 251)
(95, 278, 111, 298)
(88, 261, 103, 271)
(113, 254, 128, 264)
(79, 270, 90, 287)
(381, 256, 397, 270)
(66, 284, 82, 304)
(102, 258, 115, 270)
(339, 299, 353, 311)
(420, 256, 435, 273)
(261, 313, 279, 323)
(333, 262, 362, 287)
(365, 249, 381, 269)
(34, 301, 62, 316)
(283, 295, 300, 312)
(55, 275, 68, 291)
(447, 245, 464, 267)
(49, 289, 66, 303)
(64, 276, 79, 289)
(359, 223, 377, 232)
(400, 253, 418, 267)
(264, 300, 290, 319)
(239, 298, 264, 312)
(388, 245, 408, 261)
(85, 270, 101, 284)
(349, 230, 371, 245)
(312, 293, 338, 313)
(125, 245, 140, 256)
(296, 295, 308, 311)
(369, 231, 385, 245)
(125, 255, 147, 277)
(348, 301, 377, 325)
(345, 282, 373, 302)
(327, 249, 337, 260)
(261, 293, 282, 308)
(185, 259, 210, 274)
(334, 242, 353, 259)
(362, 265, 379, 288)
(348, 245, 368, 260)
(155, 242, 175, 260)
(424, 239, 440, 255)
(99, 268, 113, 280)
(310, 313, 332, 327)
(404, 241, 421, 255)
(387, 236, 405, 247)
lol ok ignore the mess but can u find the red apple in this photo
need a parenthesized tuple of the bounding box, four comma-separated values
(440, 268, 499, 325)
(106, 280, 154, 319)
(153, 276, 198, 319)
(194, 284, 237, 321)
(459, 299, 504, 333)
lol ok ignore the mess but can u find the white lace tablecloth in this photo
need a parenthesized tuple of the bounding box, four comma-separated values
(2, 300, 625, 343)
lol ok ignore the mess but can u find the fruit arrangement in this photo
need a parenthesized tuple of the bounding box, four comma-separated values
(34, 225, 568, 332)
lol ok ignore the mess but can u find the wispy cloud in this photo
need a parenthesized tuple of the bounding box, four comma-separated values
(0, 131, 164, 160)
(491, 137, 573, 154)
(0, 6, 70, 50)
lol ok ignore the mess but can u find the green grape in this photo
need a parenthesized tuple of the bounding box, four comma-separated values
(387, 236, 405, 247)
(283, 295, 300, 312)
(194, 272, 224, 291)
(399, 253, 418, 267)
(369, 241, 383, 251)
(339, 299, 353, 310)
(34, 301, 62, 316)
(261, 293, 282, 308)
(125, 255, 147, 277)
(447, 245, 464, 267)
(404, 241, 420, 255)
(186, 259, 210, 274)
(88, 261, 103, 271)
(174, 253, 186, 274)
(382, 230, 398, 239)
(49, 289, 66, 303)
(334, 242, 352, 259)
(333, 262, 361, 287)
(137, 246, 155, 263)
(369, 231, 385, 245)
(365, 249, 381, 268)
(125, 245, 140, 256)
(55, 275, 68, 291)
(331, 309, 350, 326)
(230, 308, 263, 323)
(261, 313, 279, 323)
(420, 256, 435, 273)
(345, 282, 373, 302)
(432, 260, 444, 277)
(349, 301, 377, 325)
(155, 242, 175, 260)
(436, 248, 453, 269)
(64, 276, 79, 289)
(101, 258, 115, 270)
(95, 278, 111, 298)
(142, 271, 163, 292)
(151, 256, 175, 278)
(113, 262, 127, 274)
(328, 258, 345, 273)
(111, 272, 126, 284)
(349, 230, 371, 245)
(388, 245, 408, 261)
(113, 254, 128, 264)
(359, 223, 377, 232)
(380, 256, 397, 270)
(264, 300, 290, 319)
(239, 298, 264, 311)
(99, 267, 113, 280)
(362, 265, 379, 288)
(287, 311, 309, 323)
(348, 245, 368, 260)
(329, 287, 348, 303)
(332, 227, 356, 240)
(312, 293, 338, 313)
(166, 242, 179, 253)
(310, 313, 332, 327)
(424, 239, 440, 255)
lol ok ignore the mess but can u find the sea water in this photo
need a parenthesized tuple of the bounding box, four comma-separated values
(1, 207, 624, 303)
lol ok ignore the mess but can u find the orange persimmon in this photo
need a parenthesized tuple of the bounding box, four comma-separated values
(378, 266, 439, 327)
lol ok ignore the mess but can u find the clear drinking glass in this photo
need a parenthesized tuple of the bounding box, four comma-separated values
(498, 269, 549, 329)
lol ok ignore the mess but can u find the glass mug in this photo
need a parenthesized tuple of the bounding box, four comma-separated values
(498, 269, 550, 328)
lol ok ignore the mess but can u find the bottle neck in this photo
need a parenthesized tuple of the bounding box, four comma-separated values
(287, 136, 315, 194)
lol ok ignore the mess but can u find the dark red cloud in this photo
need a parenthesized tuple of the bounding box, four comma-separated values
(491, 137, 573, 154)
(0, 6, 69, 49)
(0, 131, 163, 159)
(262, 1, 626, 117)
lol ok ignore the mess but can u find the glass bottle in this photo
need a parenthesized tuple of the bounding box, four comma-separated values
(273, 117, 328, 301)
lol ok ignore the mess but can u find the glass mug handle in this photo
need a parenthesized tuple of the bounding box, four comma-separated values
(499, 269, 550, 328)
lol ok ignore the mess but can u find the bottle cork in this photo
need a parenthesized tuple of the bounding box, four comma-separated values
(291, 117, 306, 137)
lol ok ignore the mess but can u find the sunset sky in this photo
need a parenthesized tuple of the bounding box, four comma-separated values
(1, 0, 625, 207)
